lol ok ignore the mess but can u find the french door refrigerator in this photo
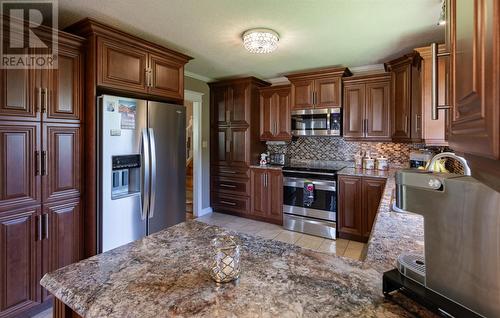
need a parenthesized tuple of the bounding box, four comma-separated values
(98, 94, 186, 252)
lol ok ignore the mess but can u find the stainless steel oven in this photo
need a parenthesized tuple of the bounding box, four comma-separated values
(282, 169, 337, 239)
(291, 108, 342, 137)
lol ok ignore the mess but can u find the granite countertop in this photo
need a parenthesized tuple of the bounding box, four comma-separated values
(249, 164, 283, 170)
(337, 167, 392, 179)
(41, 221, 434, 318)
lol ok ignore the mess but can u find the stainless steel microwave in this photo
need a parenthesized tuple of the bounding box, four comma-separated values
(291, 108, 342, 137)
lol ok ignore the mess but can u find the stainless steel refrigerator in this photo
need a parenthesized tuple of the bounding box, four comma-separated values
(97, 94, 186, 252)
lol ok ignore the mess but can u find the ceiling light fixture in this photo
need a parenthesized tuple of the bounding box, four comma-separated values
(437, 0, 446, 25)
(242, 28, 279, 54)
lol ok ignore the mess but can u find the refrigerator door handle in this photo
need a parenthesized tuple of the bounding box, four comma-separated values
(141, 128, 150, 220)
(148, 128, 157, 219)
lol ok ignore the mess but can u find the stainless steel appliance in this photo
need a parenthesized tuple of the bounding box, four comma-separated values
(98, 95, 186, 252)
(409, 149, 434, 169)
(282, 161, 346, 239)
(291, 108, 342, 136)
(268, 153, 288, 166)
(386, 153, 499, 317)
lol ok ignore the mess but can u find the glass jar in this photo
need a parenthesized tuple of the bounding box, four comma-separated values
(209, 235, 240, 283)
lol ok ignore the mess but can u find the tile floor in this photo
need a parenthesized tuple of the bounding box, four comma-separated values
(196, 212, 366, 260)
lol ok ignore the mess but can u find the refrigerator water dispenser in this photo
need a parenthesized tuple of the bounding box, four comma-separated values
(111, 155, 141, 198)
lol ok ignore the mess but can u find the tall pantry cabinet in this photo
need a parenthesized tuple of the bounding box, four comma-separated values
(0, 29, 84, 317)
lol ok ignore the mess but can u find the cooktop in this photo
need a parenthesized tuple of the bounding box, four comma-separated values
(282, 160, 348, 174)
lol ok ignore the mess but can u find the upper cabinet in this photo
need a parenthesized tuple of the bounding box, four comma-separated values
(66, 18, 191, 102)
(259, 85, 291, 141)
(343, 73, 391, 141)
(286, 67, 351, 110)
(448, 0, 500, 160)
(414, 44, 450, 146)
(384, 53, 423, 143)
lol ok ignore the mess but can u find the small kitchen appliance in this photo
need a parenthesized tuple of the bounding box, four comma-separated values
(385, 153, 499, 317)
(409, 149, 434, 169)
(282, 161, 346, 239)
(268, 153, 288, 166)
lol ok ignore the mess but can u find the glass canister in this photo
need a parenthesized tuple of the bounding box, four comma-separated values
(209, 235, 241, 283)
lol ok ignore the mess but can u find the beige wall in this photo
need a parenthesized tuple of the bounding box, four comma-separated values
(184, 76, 210, 211)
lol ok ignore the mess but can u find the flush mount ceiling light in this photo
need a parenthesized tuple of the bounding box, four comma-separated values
(242, 28, 279, 54)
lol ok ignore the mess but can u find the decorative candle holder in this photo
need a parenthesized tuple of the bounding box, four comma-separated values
(209, 235, 240, 283)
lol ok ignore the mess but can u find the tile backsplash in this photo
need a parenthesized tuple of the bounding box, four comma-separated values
(267, 137, 425, 168)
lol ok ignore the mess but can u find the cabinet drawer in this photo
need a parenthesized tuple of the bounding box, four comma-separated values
(211, 177, 249, 196)
(211, 165, 249, 179)
(211, 192, 249, 215)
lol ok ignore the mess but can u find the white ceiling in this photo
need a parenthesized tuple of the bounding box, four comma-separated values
(58, 0, 444, 80)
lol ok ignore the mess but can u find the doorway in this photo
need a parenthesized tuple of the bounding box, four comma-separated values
(184, 90, 204, 219)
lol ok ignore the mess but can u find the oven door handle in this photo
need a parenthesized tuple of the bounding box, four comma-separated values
(283, 178, 336, 191)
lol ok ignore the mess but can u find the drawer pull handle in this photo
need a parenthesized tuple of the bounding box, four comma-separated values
(220, 184, 237, 188)
(222, 170, 237, 174)
(220, 200, 237, 206)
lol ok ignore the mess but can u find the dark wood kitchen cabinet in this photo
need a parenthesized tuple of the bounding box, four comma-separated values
(338, 175, 386, 242)
(384, 53, 422, 143)
(343, 73, 391, 141)
(259, 85, 291, 141)
(250, 168, 283, 224)
(210, 77, 269, 219)
(0, 28, 85, 318)
(286, 67, 351, 110)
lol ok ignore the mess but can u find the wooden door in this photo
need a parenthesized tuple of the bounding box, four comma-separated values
(0, 206, 41, 317)
(228, 127, 249, 167)
(338, 175, 363, 240)
(148, 53, 183, 100)
(259, 90, 274, 140)
(275, 89, 291, 140)
(97, 37, 148, 93)
(41, 199, 81, 300)
(44, 48, 83, 122)
(268, 170, 283, 223)
(211, 86, 229, 127)
(0, 67, 39, 122)
(250, 168, 268, 217)
(290, 79, 314, 110)
(365, 81, 391, 140)
(391, 64, 411, 141)
(361, 177, 386, 238)
(229, 82, 249, 126)
(449, 0, 499, 159)
(315, 77, 341, 108)
(0, 122, 41, 212)
(211, 127, 230, 166)
(343, 84, 365, 139)
(42, 124, 81, 203)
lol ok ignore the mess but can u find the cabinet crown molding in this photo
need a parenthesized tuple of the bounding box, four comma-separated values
(342, 72, 391, 84)
(384, 52, 422, 72)
(208, 76, 270, 88)
(284, 66, 352, 79)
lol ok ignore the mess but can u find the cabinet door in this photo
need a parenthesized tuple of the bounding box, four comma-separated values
(259, 90, 274, 140)
(361, 177, 386, 238)
(315, 77, 341, 108)
(268, 170, 283, 223)
(250, 169, 268, 217)
(391, 64, 411, 140)
(41, 200, 81, 300)
(275, 89, 291, 140)
(365, 81, 391, 140)
(343, 84, 365, 139)
(211, 127, 230, 166)
(0, 122, 41, 212)
(450, 0, 498, 159)
(42, 124, 81, 203)
(228, 127, 249, 167)
(0, 67, 39, 122)
(290, 79, 314, 110)
(97, 37, 148, 93)
(148, 53, 183, 100)
(44, 47, 83, 122)
(338, 176, 363, 240)
(0, 207, 41, 316)
(229, 83, 249, 126)
(211, 86, 229, 127)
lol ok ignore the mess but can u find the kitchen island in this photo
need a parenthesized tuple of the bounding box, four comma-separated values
(41, 172, 435, 318)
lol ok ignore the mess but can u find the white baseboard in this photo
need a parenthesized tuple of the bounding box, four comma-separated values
(197, 207, 213, 217)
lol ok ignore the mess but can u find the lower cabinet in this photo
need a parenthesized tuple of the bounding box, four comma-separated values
(338, 175, 386, 242)
(250, 168, 283, 224)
